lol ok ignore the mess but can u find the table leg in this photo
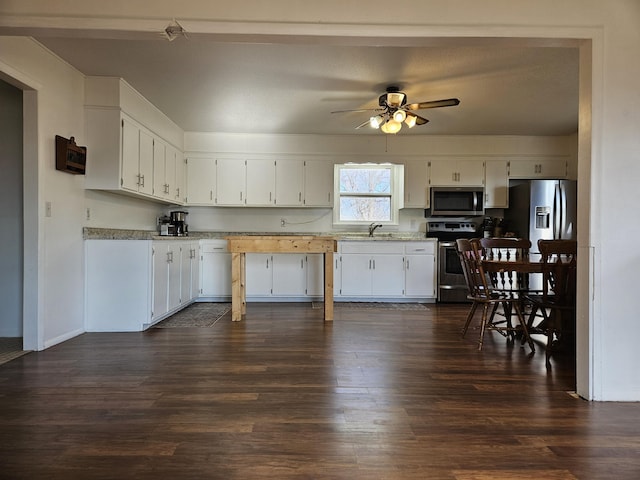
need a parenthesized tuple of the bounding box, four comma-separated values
(324, 251, 334, 321)
(231, 252, 243, 321)
(240, 252, 246, 315)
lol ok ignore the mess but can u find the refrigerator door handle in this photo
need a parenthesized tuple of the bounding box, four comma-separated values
(560, 182, 567, 239)
(553, 183, 561, 239)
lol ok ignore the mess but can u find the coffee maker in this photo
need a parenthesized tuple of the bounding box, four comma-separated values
(170, 211, 189, 236)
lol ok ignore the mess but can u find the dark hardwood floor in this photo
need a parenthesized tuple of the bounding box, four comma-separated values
(1, 303, 639, 479)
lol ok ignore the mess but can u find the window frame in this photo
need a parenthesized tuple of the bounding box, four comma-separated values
(332, 163, 404, 226)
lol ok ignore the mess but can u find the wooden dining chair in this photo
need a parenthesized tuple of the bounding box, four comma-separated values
(525, 239, 577, 363)
(456, 238, 535, 352)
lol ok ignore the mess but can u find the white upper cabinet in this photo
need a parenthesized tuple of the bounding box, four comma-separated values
(185, 156, 334, 208)
(303, 159, 333, 207)
(246, 159, 276, 206)
(215, 158, 246, 205)
(429, 158, 484, 187)
(275, 159, 304, 206)
(403, 159, 429, 208)
(120, 116, 153, 195)
(84, 78, 185, 205)
(509, 157, 568, 179)
(484, 159, 509, 208)
(186, 158, 217, 205)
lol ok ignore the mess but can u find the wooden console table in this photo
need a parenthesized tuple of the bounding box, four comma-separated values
(225, 235, 338, 322)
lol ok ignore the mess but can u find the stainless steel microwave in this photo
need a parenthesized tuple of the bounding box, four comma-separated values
(429, 187, 484, 216)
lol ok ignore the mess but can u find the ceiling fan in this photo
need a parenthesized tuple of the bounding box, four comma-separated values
(331, 86, 460, 134)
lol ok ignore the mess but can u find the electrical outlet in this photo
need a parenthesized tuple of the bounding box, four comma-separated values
(281, 218, 286, 227)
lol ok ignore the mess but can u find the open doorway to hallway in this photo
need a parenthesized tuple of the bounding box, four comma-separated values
(0, 78, 25, 360)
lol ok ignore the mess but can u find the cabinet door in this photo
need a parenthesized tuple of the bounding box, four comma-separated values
(484, 160, 509, 208)
(152, 244, 169, 319)
(246, 253, 273, 296)
(371, 255, 405, 296)
(164, 145, 177, 202)
(306, 254, 324, 297)
(138, 129, 154, 196)
(152, 138, 166, 198)
(509, 158, 567, 179)
(216, 158, 246, 205)
(200, 242, 231, 297)
(405, 254, 436, 297)
(173, 148, 185, 203)
(246, 159, 275, 205)
(186, 158, 216, 205)
(404, 159, 429, 208)
(272, 254, 306, 296)
(340, 254, 372, 296)
(304, 160, 333, 207)
(429, 160, 457, 186)
(189, 242, 200, 301)
(457, 159, 484, 186)
(167, 243, 182, 311)
(275, 159, 304, 206)
(121, 117, 141, 192)
(180, 243, 192, 303)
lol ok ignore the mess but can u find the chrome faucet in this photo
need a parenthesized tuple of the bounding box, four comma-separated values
(368, 222, 383, 237)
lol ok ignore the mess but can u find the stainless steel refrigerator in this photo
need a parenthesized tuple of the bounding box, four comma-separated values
(505, 179, 577, 258)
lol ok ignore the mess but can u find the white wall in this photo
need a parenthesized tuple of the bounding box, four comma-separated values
(0, 79, 23, 337)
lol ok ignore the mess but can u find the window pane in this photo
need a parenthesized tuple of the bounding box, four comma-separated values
(339, 168, 391, 194)
(339, 196, 391, 221)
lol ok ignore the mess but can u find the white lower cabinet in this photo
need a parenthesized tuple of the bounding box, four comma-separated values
(245, 253, 308, 298)
(200, 240, 232, 298)
(404, 242, 437, 298)
(153, 241, 197, 320)
(85, 239, 198, 332)
(339, 242, 405, 297)
(338, 240, 437, 300)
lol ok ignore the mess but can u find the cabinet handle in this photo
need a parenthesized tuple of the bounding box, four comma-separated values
(372, 259, 376, 269)
(140, 174, 145, 187)
(328, 192, 331, 202)
(270, 192, 272, 202)
(240, 192, 243, 202)
(210, 190, 213, 200)
(406, 259, 410, 269)
(299, 192, 302, 202)
(266, 258, 269, 269)
(301, 259, 304, 269)
(176, 187, 180, 198)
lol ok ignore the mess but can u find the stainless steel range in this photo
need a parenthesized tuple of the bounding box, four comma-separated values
(426, 220, 480, 303)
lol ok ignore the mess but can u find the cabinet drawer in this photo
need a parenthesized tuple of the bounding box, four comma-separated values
(340, 242, 404, 254)
(405, 242, 436, 255)
(201, 241, 228, 253)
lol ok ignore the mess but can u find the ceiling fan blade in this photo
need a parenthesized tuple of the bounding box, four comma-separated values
(355, 119, 372, 129)
(330, 108, 382, 114)
(405, 98, 460, 110)
(411, 113, 429, 125)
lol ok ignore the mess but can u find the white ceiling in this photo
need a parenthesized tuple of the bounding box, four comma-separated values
(36, 35, 579, 136)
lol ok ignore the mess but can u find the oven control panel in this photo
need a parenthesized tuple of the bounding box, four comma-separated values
(427, 221, 478, 234)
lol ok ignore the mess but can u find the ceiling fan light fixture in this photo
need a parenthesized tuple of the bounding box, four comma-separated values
(404, 114, 417, 128)
(381, 120, 402, 134)
(386, 92, 405, 107)
(369, 115, 384, 129)
(393, 109, 407, 123)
